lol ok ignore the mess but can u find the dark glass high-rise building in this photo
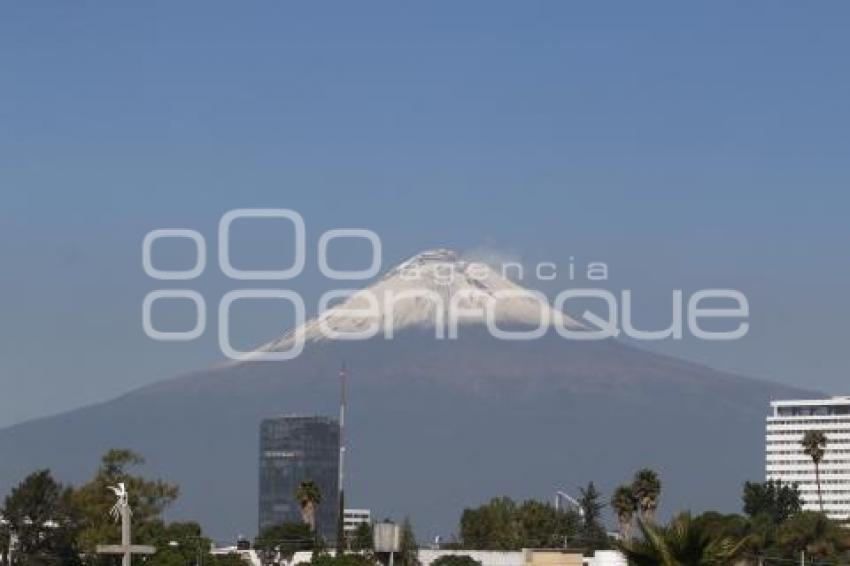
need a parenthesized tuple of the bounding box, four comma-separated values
(259, 415, 340, 543)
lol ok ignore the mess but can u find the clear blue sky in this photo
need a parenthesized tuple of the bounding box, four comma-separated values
(1, 1, 848, 426)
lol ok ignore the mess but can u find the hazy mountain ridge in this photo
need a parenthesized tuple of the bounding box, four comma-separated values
(0, 250, 815, 540)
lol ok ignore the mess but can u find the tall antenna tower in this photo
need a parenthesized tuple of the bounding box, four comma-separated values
(337, 362, 347, 548)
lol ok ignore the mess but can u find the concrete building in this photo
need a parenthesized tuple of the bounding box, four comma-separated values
(343, 508, 371, 535)
(525, 549, 583, 566)
(766, 396, 850, 521)
(415, 549, 625, 566)
(259, 415, 340, 543)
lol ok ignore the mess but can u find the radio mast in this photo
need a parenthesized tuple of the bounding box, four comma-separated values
(337, 363, 347, 548)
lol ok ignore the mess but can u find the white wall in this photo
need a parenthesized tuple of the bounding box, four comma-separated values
(418, 550, 523, 566)
(417, 549, 626, 566)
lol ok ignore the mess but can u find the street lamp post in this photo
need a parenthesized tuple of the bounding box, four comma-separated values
(168, 536, 204, 566)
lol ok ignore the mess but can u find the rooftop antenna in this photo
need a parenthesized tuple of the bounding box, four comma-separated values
(337, 362, 348, 548)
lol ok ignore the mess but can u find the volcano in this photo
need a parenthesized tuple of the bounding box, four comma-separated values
(0, 249, 811, 540)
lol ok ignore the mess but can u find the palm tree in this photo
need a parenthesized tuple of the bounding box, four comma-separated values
(296, 480, 323, 533)
(610, 485, 636, 541)
(631, 468, 662, 524)
(617, 512, 748, 566)
(801, 430, 827, 513)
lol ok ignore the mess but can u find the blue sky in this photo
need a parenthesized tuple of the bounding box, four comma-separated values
(1, 2, 849, 426)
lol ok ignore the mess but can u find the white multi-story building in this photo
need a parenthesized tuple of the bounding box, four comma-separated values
(343, 508, 371, 535)
(766, 396, 850, 521)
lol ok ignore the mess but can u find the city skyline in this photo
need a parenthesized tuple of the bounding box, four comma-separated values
(2, 2, 850, 563)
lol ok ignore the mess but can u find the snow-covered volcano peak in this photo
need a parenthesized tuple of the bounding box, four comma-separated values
(259, 248, 583, 351)
(381, 248, 470, 284)
(405, 248, 459, 263)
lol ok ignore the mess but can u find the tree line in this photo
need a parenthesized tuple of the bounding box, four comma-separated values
(0, 449, 242, 566)
(454, 465, 849, 564)
(2, 432, 848, 566)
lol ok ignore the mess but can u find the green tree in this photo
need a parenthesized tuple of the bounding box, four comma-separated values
(137, 521, 212, 566)
(254, 522, 314, 560)
(1, 520, 10, 566)
(430, 556, 481, 566)
(398, 518, 418, 566)
(459, 497, 519, 550)
(742, 479, 801, 524)
(1, 470, 80, 566)
(610, 485, 636, 541)
(518, 499, 579, 549)
(209, 554, 249, 566)
(617, 512, 748, 566)
(459, 497, 580, 550)
(631, 469, 661, 524)
(517, 500, 557, 548)
(777, 511, 843, 561)
(296, 481, 323, 534)
(72, 449, 178, 562)
(350, 522, 373, 552)
(801, 431, 827, 513)
(310, 554, 374, 566)
(577, 482, 608, 550)
(692, 511, 774, 562)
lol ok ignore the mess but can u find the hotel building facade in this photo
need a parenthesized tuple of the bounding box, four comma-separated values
(766, 397, 850, 521)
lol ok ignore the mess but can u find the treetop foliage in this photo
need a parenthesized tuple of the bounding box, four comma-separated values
(459, 496, 581, 551)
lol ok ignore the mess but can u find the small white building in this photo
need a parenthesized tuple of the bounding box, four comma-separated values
(766, 396, 850, 521)
(417, 549, 625, 566)
(344, 508, 372, 535)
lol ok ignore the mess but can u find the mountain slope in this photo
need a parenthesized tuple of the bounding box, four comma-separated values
(0, 250, 812, 541)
